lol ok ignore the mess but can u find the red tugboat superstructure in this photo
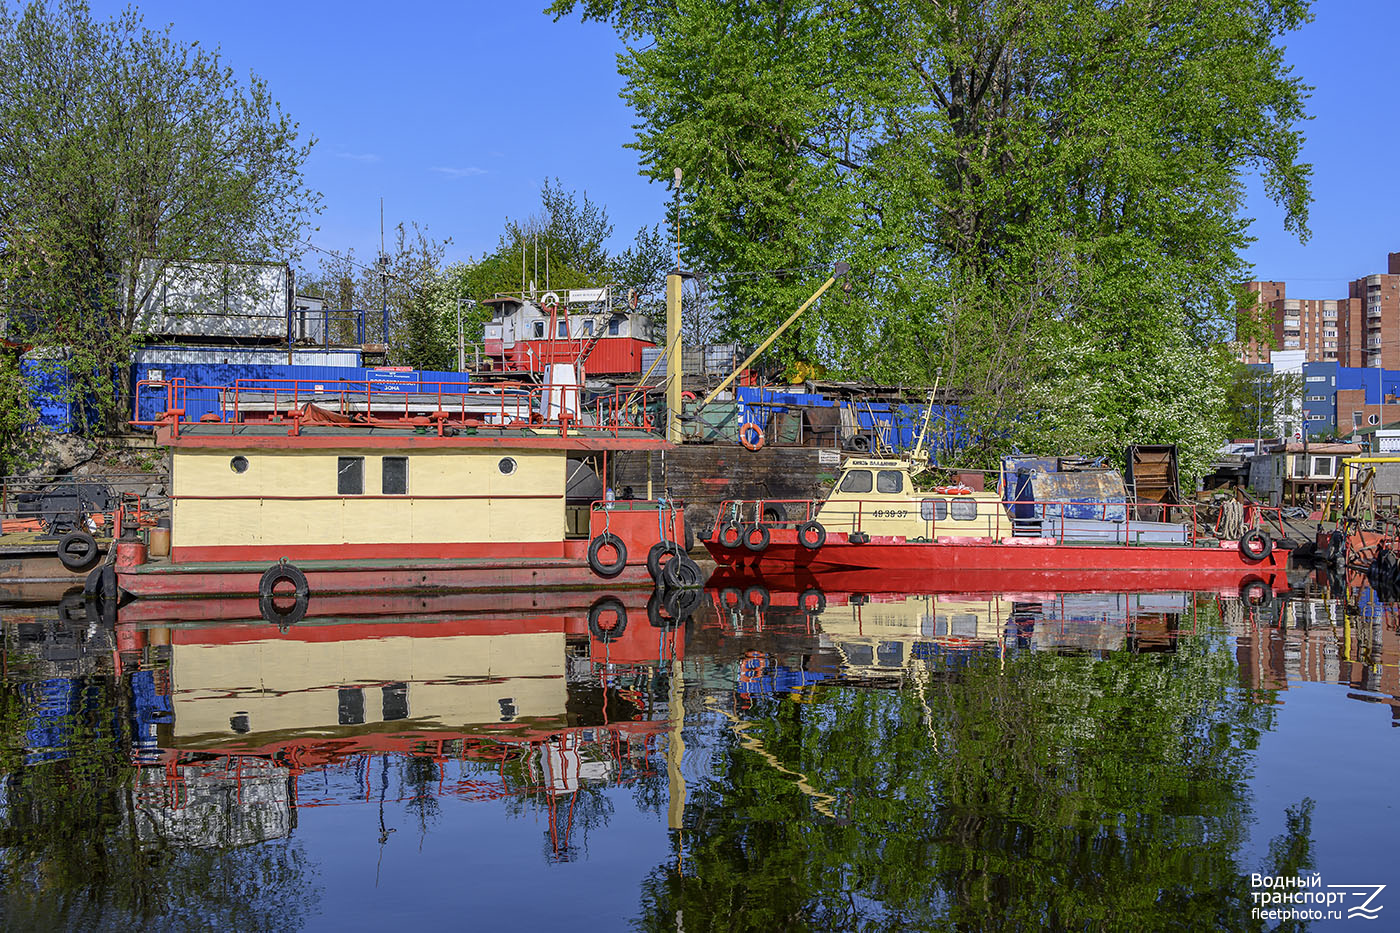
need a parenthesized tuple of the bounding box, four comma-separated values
(109, 374, 692, 607)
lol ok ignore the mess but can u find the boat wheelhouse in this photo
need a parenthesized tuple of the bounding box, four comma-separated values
(109, 376, 692, 605)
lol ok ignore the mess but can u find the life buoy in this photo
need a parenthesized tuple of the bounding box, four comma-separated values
(718, 523, 743, 549)
(258, 562, 310, 627)
(57, 530, 101, 572)
(647, 542, 680, 581)
(1239, 529, 1273, 563)
(681, 391, 697, 401)
(796, 520, 826, 550)
(661, 553, 704, 589)
(742, 523, 770, 552)
(587, 533, 628, 577)
(739, 423, 765, 451)
(798, 587, 827, 615)
(933, 485, 972, 496)
(541, 290, 560, 312)
(587, 596, 628, 641)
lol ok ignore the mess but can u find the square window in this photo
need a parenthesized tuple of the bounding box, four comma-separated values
(839, 470, 873, 493)
(533, 321, 545, 338)
(338, 456, 364, 495)
(608, 319, 620, 335)
(876, 470, 904, 493)
(949, 499, 978, 521)
(581, 320, 594, 336)
(382, 457, 407, 495)
(921, 499, 948, 521)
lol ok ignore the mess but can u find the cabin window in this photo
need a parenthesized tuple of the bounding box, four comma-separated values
(558, 320, 568, 337)
(839, 469, 873, 493)
(1292, 455, 1307, 478)
(382, 683, 408, 721)
(382, 456, 408, 494)
(949, 499, 978, 521)
(337, 456, 364, 495)
(533, 321, 545, 338)
(581, 320, 594, 336)
(1312, 456, 1334, 477)
(230, 456, 248, 474)
(921, 498, 947, 521)
(608, 318, 620, 335)
(498, 457, 517, 475)
(876, 470, 903, 494)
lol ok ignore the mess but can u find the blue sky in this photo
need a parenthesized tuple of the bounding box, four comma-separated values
(96, 1, 1397, 296)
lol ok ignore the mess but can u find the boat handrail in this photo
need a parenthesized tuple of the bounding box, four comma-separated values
(709, 497, 1289, 547)
(130, 376, 659, 438)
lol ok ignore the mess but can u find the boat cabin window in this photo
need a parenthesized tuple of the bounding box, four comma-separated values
(230, 456, 248, 474)
(558, 320, 568, 337)
(581, 320, 594, 336)
(533, 321, 545, 338)
(382, 457, 408, 495)
(876, 470, 903, 494)
(949, 499, 977, 521)
(608, 318, 620, 335)
(338, 456, 364, 495)
(839, 469, 873, 493)
(921, 498, 947, 521)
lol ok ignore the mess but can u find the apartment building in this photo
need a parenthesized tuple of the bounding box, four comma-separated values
(1242, 252, 1400, 367)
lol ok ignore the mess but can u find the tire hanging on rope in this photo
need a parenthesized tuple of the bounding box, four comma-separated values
(259, 561, 310, 628)
(587, 533, 628, 577)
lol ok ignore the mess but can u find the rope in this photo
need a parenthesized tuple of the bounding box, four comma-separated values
(1217, 498, 1247, 540)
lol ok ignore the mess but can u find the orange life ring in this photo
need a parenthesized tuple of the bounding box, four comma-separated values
(933, 485, 971, 495)
(739, 422, 765, 451)
(682, 391, 697, 401)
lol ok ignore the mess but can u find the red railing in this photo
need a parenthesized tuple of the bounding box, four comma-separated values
(132, 376, 658, 438)
(710, 498, 1289, 547)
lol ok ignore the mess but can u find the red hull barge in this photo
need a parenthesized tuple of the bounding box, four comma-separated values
(707, 530, 1288, 576)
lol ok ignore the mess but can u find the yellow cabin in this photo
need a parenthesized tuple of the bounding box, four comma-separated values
(817, 458, 1007, 539)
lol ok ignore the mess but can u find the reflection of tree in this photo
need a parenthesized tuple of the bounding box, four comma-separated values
(0, 676, 321, 930)
(636, 618, 1310, 931)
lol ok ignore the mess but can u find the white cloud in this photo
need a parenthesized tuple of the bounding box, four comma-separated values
(334, 151, 381, 163)
(432, 165, 487, 178)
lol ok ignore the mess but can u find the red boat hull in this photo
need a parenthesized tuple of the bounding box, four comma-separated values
(705, 531, 1288, 593)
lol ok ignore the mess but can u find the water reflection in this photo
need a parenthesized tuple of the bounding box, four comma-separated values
(0, 582, 1394, 928)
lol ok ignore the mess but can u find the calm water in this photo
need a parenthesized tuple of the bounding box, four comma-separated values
(0, 582, 1396, 931)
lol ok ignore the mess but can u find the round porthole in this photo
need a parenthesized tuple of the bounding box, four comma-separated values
(498, 457, 517, 475)
(231, 456, 249, 473)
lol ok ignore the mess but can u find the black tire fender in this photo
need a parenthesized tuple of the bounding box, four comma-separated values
(57, 530, 101, 572)
(1239, 529, 1273, 563)
(1240, 577, 1272, 607)
(762, 502, 788, 524)
(742, 523, 770, 552)
(797, 520, 827, 550)
(259, 562, 310, 627)
(718, 523, 742, 549)
(661, 554, 704, 589)
(647, 542, 679, 581)
(588, 596, 628, 641)
(587, 533, 628, 577)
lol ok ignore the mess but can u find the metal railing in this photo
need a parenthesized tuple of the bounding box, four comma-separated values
(710, 497, 1288, 546)
(131, 376, 659, 438)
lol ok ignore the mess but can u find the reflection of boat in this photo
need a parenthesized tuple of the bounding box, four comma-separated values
(113, 375, 688, 602)
(109, 610, 684, 854)
(704, 414, 1290, 584)
(706, 586, 1203, 682)
(709, 565, 1286, 600)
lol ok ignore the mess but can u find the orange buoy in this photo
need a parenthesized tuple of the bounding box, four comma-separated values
(739, 422, 766, 451)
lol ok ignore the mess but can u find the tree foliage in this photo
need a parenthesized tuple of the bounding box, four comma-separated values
(0, 0, 317, 434)
(550, 0, 1314, 478)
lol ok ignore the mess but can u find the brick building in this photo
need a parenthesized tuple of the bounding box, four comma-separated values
(1240, 252, 1400, 367)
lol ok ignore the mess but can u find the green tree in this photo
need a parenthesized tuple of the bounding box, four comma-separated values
(550, 0, 1314, 481)
(0, 0, 317, 437)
